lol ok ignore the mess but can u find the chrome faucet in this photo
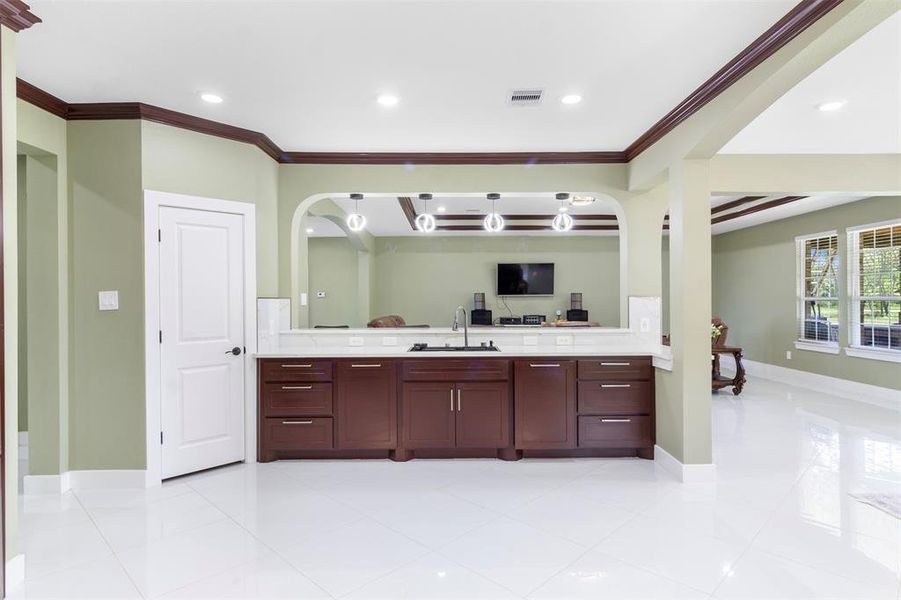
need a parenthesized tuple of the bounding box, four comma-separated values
(452, 306, 469, 347)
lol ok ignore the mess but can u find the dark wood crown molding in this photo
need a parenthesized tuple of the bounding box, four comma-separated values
(284, 151, 626, 165)
(14, 1, 842, 165)
(624, 0, 843, 160)
(0, 0, 40, 32)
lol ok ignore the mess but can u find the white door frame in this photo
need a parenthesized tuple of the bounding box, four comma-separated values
(143, 190, 257, 487)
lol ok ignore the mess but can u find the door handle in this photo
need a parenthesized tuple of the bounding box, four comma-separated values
(457, 389, 461, 412)
(450, 389, 455, 412)
(226, 346, 242, 356)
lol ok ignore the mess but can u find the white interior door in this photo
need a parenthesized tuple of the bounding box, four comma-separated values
(159, 206, 245, 479)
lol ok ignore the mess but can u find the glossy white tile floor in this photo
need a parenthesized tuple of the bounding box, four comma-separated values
(10, 376, 901, 599)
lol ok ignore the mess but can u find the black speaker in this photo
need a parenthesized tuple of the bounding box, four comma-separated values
(473, 292, 486, 310)
(570, 293, 583, 310)
(567, 309, 588, 322)
(471, 309, 492, 326)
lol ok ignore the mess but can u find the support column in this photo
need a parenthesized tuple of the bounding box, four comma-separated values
(617, 186, 668, 327)
(656, 159, 713, 468)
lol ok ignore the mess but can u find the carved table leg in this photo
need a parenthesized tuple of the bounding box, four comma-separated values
(732, 350, 746, 395)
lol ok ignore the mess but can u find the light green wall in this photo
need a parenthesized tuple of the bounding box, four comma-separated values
(370, 236, 620, 327)
(713, 196, 901, 390)
(16, 99, 71, 478)
(16, 156, 26, 431)
(308, 237, 362, 327)
(141, 121, 280, 296)
(68, 120, 145, 470)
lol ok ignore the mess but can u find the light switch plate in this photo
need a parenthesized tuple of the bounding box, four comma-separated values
(98, 290, 119, 311)
(300, 292, 308, 306)
(349, 337, 364, 347)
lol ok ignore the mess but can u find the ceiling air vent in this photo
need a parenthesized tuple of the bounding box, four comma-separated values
(509, 88, 543, 106)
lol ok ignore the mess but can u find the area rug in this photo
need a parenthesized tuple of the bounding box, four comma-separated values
(851, 493, 901, 519)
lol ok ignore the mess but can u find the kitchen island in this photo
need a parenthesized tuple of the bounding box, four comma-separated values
(256, 303, 669, 463)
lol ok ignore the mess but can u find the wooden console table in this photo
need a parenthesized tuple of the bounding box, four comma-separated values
(712, 346, 746, 395)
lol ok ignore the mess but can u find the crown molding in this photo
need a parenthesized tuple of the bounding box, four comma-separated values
(283, 151, 627, 165)
(14, 0, 843, 165)
(624, 0, 843, 160)
(0, 0, 40, 32)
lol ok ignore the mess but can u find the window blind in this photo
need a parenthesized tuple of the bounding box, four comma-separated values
(797, 233, 839, 344)
(849, 221, 901, 351)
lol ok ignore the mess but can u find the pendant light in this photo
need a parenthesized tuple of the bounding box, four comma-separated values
(414, 193, 437, 233)
(346, 193, 367, 232)
(551, 192, 574, 232)
(483, 193, 505, 233)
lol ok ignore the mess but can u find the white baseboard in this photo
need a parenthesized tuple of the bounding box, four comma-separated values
(723, 358, 901, 411)
(654, 445, 716, 483)
(23, 470, 147, 495)
(6, 554, 25, 589)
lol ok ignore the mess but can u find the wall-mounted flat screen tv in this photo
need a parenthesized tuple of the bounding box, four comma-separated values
(497, 263, 555, 296)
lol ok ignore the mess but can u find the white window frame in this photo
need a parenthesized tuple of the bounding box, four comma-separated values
(846, 219, 901, 363)
(794, 231, 840, 353)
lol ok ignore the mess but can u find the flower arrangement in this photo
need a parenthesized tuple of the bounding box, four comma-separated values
(711, 323, 724, 340)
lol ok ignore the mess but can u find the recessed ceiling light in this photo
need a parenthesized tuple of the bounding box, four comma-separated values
(200, 93, 223, 104)
(377, 94, 399, 107)
(817, 100, 846, 112)
(305, 228, 314, 234)
(561, 94, 582, 105)
(437, 206, 446, 213)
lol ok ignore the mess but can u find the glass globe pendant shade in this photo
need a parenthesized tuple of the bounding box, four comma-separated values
(551, 212, 574, 232)
(346, 212, 367, 232)
(414, 212, 436, 233)
(483, 212, 505, 232)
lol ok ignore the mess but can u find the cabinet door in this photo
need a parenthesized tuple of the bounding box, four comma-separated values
(455, 381, 510, 448)
(335, 361, 397, 449)
(402, 382, 456, 449)
(514, 360, 576, 449)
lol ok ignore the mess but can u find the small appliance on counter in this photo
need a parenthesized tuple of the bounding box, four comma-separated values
(566, 292, 588, 322)
(498, 316, 522, 325)
(471, 292, 492, 325)
(522, 314, 546, 326)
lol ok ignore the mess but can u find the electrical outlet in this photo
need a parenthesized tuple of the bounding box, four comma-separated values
(786, 350, 792, 360)
(98, 290, 119, 311)
(639, 317, 651, 333)
(382, 336, 397, 346)
(349, 337, 364, 346)
(556, 335, 573, 346)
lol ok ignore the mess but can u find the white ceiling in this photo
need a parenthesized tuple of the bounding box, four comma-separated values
(721, 11, 901, 154)
(303, 191, 873, 237)
(18, 0, 795, 152)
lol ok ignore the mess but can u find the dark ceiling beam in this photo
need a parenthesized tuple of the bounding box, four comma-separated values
(283, 151, 627, 165)
(397, 197, 417, 230)
(711, 195, 767, 215)
(711, 195, 807, 224)
(436, 213, 619, 221)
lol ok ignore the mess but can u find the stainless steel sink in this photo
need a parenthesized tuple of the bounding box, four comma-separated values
(409, 342, 500, 352)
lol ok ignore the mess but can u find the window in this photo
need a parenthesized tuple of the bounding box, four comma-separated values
(848, 221, 901, 354)
(796, 232, 839, 348)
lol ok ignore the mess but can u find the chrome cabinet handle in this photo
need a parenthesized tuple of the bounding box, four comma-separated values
(530, 363, 560, 368)
(282, 420, 313, 425)
(281, 364, 312, 368)
(600, 418, 631, 423)
(600, 362, 630, 366)
(351, 364, 381, 368)
(281, 385, 313, 390)
(450, 389, 455, 412)
(457, 389, 461, 412)
(601, 384, 631, 388)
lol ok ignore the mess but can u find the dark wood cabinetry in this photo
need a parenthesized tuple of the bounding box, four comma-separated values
(514, 360, 576, 449)
(336, 361, 397, 449)
(258, 353, 654, 462)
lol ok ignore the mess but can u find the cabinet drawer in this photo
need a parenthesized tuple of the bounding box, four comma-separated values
(578, 415, 652, 448)
(402, 359, 510, 382)
(262, 417, 333, 450)
(261, 383, 333, 417)
(577, 381, 651, 415)
(261, 360, 333, 383)
(577, 357, 651, 381)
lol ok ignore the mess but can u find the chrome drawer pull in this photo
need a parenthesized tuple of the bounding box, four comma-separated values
(281, 364, 312, 368)
(457, 389, 461, 412)
(530, 363, 560, 368)
(601, 384, 631, 389)
(351, 364, 381, 368)
(600, 362, 630, 366)
(282, 420, 314, 425)
(600, 418, 632, 423)
(281, 385, 313, 390)
(450, 389, 455, 412)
